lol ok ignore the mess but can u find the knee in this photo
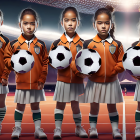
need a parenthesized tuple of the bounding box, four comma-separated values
(0, 99, 5, 106)
(107, 104, 117, 113)
(137, 102, 140, 111)
(31, 102, 39, 110)
(0, 95, 6, 105)
(16, 103, 25, 111)
(71, 101, 80, 112)
(0, 98, 5, 103)
(90, 108, 99, 115)
(90, 103, 99, 114)
(56, 102, 66, 110)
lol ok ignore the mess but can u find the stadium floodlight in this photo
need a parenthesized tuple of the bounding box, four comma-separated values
(1, 25, 61, 41)
(22, 0, 140, 13)
(0, 24, 138, 51)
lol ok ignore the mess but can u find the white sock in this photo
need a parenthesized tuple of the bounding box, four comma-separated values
(136, 110, 140, 127)
(73, 113, 81, 127)
(34, 120, 41, 130)
(109, 112, 118, 131)
(136, 122, 140, 127)
(0, 106, 7, 110)
(54, 109, 64, 129)
(111, 122, 118, 131)
(15, 109, 24, 127)
(31, 109, 41, 130)
(15, 122, 21, 127)
(89, 113, 98, 128)
(0, 106, 7, 125)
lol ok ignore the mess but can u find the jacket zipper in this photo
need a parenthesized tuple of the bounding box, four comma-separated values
(102, 41, 106, 83)
(28, 42, 31, 89)
(69, 42, 72, 83)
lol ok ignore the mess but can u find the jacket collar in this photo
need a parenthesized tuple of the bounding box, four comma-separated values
(93, 34, 113, 44)
(105, 34, 113, 44)
(65, 32, 75, 43)
(18, 34, 38, 45)
(60, 32, 80, 44)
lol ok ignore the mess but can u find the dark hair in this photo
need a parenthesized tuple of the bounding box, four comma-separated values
(19, 8, 39, 24)
(93, 5, 115, 39)
(0, 10, 3, 21)
(60, 6, 80, 23)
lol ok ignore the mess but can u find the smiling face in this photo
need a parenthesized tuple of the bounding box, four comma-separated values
(19, 14, 38, 36)
(94, 13, 113, 37)
(61, 10, 79, 36)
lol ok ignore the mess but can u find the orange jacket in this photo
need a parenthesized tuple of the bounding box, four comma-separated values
(50, 33, 84, 83)
(0, 34, 11, 82)
(83, 34, 124, 83)
(4, 34, 48, 89)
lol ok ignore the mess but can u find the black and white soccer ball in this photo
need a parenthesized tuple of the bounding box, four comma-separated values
(49, 45, 72, 69)
(123, 46, 140, 76)
(11, 50, 34, 73)
(75, 49, 101, 75)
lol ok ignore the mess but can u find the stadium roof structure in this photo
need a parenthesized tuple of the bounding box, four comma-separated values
(118, 70, 137, 84)
(23, 0, 140, 14)
(120, 79, 136, 84)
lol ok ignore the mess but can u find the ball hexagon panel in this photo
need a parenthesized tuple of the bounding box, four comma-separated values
(133, 56, 140, 66)
(49, 56, 52, 64)
(75, 49, 101, 75)
(49, 45, 72, 69)
(126, 47, 139, 60)
(11, 50, 34, 73)
(84, 57, 93, 66)
(19, 57, 27, 65)
(57, 53, 65, 61)
(133, 46, 140, 50)
(11, 60, 14, 68)
(123, 46, 140, 76)
(123, 53, 127, 62)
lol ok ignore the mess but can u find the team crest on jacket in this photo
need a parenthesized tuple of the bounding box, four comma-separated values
(0, 40, 3, 48)
(34, 45, 40, 54)
(109, 44, 116, 54)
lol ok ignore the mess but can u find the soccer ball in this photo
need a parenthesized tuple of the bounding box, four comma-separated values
(75, 49, 101, 75)
(11, 50, 34, 73)
(49, 45, 72, 69)
(123, 46, 140, 76)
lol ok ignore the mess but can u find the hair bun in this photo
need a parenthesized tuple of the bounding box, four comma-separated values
(105, 5, 114, 12)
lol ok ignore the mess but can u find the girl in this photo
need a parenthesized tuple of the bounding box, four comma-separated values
(0, 10, 11, 135)
(124, 87, 127, 95)
(4, 8, 48, 139)
(49, 7, 88, 139)
(131, 22, 140, 138)
(83, 6, 124, 139)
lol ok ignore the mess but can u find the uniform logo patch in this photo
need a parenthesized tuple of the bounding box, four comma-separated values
(93, 45, 97, 48)
(34, 45, 40, 54)
(0, 40, 3, 49)
(76, 44, 82, 52)
(17, 46, 21, 49)
(109, 44, 116, 54)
